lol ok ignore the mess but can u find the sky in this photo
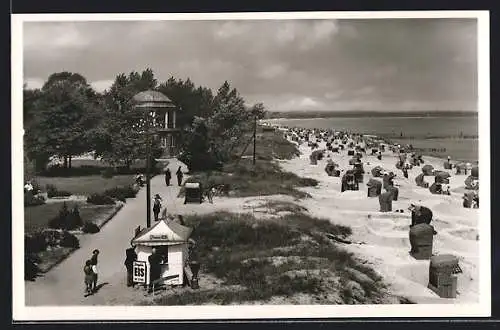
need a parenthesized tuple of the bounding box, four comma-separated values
(23, 18, 478, 112)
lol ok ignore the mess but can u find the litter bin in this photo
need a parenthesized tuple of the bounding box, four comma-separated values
(428, 254, 460, 298)
(184, 182, 202, 204)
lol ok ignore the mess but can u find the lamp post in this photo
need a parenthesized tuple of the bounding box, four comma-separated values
(133, 114, 155, 228)
(133, 90, 176, 229)
(253, 114, 257, 165)
(145, 114, 152, 228)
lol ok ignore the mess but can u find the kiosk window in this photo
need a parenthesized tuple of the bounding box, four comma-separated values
(156, 246, 169, 265)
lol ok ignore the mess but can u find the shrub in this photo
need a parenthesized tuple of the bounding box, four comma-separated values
(25, 233, 48, 254)
(41, 165, 104, 177)
(46, 184, 72, 198)
(82, 221, 100, 234)
(24, 192, 46, 207)
(103, 186, 138, 202)
(48, 203, 84, 230)
(25, 254, 41, 281)
(41, 229, 63, 247)
(60, 231, 80, 248)
(101, 168, 115, 178)
(87, 193, 116, 205)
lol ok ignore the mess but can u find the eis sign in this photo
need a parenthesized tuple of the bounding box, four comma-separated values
(133, 261, 147, 284)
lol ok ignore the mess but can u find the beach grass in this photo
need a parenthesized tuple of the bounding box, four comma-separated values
(180, 128, 318, 199)
(154, 211, 388, 305)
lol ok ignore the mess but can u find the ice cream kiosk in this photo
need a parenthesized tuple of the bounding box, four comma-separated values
(131, 219, 193, 287)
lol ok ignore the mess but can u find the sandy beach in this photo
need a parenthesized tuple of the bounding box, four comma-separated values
(272, 129, 480, 304)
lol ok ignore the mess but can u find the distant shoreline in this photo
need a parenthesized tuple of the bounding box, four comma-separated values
(264, 111, 478, 120)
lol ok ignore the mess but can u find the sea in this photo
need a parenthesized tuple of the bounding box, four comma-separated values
(265, 116, 479, 163)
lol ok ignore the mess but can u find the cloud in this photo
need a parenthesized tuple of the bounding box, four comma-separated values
(24, 77, 44, 89)
(22, 18, 478, 112)
(90, 80, 114, 93)
(24, 22, 90, 52)
(214, 21, 252, 39)
(257, 63, 288, 80)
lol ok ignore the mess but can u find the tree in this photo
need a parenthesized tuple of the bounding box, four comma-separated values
(249, 102, 267, 120)
(157, 77, 214, 129)
(177, 117, 219, 171)
(24, 72, 101, 170)
(23, 84, 42, 127)
(178, 81, 259, 171)
(95, 68, 163, 168)
(206, 81, 252, 161)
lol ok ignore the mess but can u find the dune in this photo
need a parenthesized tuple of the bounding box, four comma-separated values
(276, 129, 479, 304)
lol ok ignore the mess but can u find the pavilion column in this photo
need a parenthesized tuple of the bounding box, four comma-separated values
(165, 111, 169, 129)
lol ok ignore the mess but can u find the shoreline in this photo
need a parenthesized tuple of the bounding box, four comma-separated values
(267, 123, 478, 164)
(272, 126, 479, 304)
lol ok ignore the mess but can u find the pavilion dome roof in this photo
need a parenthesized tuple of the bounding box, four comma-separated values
(133, 90, 174, 106)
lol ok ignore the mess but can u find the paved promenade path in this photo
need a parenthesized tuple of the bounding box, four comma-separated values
(25, 159, 190, 306)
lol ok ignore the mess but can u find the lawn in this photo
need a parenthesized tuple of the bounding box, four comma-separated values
(34, 175, 136, 196)
(154, 211, 392, 305)
(24, 202, 117, 234)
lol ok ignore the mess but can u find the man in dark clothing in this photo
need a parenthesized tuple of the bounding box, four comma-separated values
(164, 168, 172, 186)
(176, 166, 183, 186)
(148, 248, 163, 293)
(153, 194, 162, 222)
(124, 247, 137, 287)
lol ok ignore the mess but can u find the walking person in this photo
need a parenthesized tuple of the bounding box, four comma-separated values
(176, 166, 183, 186)
(164, 168, 172, 186)
(90, 249, 99, 293)
(153, 194, 162, 222)
(124, 246, 137, 287)
(83, 260, 94, 296)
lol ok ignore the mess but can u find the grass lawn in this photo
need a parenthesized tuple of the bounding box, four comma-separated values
(24, 202, 117, 234)
(154, 210, 390, 305)
(34, 175, 135, 196)
(36, 247, 76, 273)
(182, 128, 318, 199)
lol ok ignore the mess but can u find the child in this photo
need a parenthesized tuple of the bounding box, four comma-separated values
(90, 249, 99, 292)
(83, 260, 94, 296)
